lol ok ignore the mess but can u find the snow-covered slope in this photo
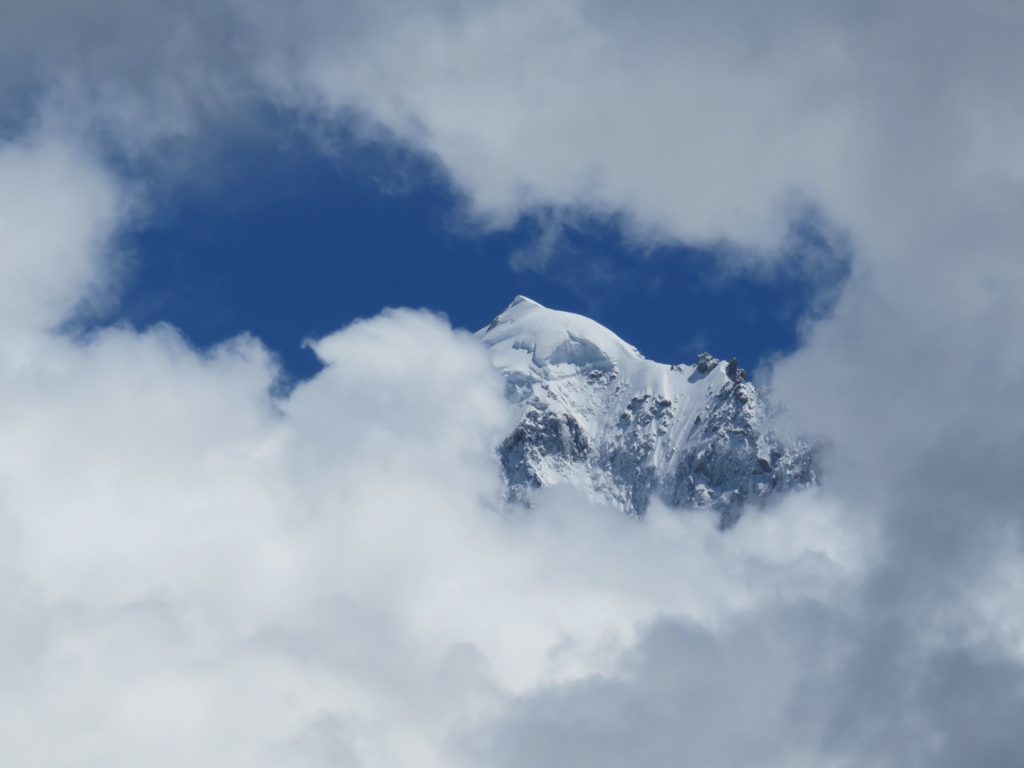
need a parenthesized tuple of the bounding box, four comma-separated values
(478, 296, 814, 524)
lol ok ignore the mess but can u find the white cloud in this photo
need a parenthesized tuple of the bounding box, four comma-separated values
(0, 137, 125, 335)
(1, 1, 1024, 765)
(0, 197, 864, 764)
(0, 148, 863, 762)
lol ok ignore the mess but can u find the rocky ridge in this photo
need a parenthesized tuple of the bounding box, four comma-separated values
(477, 296, 815, 525)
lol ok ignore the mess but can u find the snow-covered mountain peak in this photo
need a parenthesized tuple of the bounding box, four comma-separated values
(477, 297, 816, 523)
(479, 296, 644, 380)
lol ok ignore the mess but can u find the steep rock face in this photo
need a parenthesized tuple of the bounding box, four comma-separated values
(477, 296, 814, 524)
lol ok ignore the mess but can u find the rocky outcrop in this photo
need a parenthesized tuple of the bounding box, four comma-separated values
(478, 296, 815, 525)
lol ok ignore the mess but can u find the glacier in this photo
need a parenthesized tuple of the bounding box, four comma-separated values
(478, 296, 815, 525)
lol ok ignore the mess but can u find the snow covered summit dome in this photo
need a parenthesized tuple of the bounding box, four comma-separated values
(478, 295, 644, 379)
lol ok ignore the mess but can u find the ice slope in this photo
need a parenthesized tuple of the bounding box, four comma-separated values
(478, 296, 815, 524)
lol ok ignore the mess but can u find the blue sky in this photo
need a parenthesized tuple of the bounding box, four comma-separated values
(97, 113, 848, 381)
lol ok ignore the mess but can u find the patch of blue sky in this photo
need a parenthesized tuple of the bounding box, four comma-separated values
(94, 109, 849, 383)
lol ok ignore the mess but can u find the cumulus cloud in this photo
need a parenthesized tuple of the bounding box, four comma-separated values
(1, 1, 1023, 766)
(0, 140, 862, 765)
(0, 137, 126, 334)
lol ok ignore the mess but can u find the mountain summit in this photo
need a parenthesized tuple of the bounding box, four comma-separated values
(478, 297, 814, 524)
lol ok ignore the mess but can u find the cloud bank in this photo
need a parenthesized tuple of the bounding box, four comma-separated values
(1, 1, 1023, 765)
